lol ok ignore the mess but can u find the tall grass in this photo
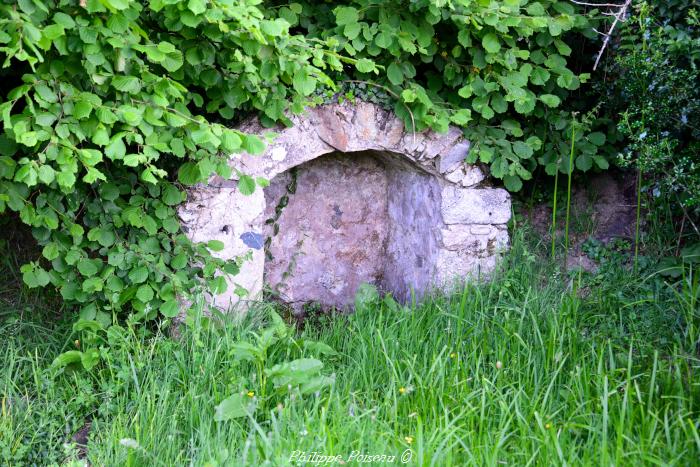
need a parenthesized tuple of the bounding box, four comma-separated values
(563, 118, 577, 270)
(1, 229, 699, 466)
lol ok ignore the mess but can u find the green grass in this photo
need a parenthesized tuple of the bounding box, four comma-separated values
(1, 229, 699, 466)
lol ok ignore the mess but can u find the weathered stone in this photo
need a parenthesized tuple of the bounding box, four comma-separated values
(439, 141, 471, 173)
(435, 250, 498, 286)
(461, 166, 485, 187)
(441, 186, 511, 225)
(444, 166, 466, 184)
(180, 101, 512, 311)
(178, 185, 265, 309)
(444, 164, 485, 188)
(470, 225, 493, 235)
(264, 153, 389, 309)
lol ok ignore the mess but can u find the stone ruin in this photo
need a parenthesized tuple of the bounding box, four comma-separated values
(179, 101, 511, 311)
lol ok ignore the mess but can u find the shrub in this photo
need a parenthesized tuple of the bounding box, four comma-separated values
(0, 0, 342, 328)
(611, 2, 700, 217)
(290, 0, 609, 191)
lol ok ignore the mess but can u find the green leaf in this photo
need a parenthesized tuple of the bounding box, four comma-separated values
(299, 374, 335, 395)
(53, 12, 75, 29)
(238, 174, 255, 195)
(214, 394, 254, 421)
(136, 284, 154, 302)
(80, 348, 100, 371)
(112, 76, 141, 94)
(241, 135, 265, 155)
(52, 350, 82, 368)
(178, 162, 202, 185)
(77, 259, 99, 277)
(355, 58, 376, 73)
(450, 109, 472, 126)
(72, 98, 94, 119)
(513, 141, 534, 159)
(526, 136, 543, 151)
(35, 84, 57, 103)
(530, 67, 551, 85)
(457, 29, 472, 48)
(503, 175, 523, 191)
(188, 0, 206, 15)
(482, 33, 501, 54)
(576, 154, 593, 171)
(143, 218, 157, 236)
(220, 131, 242, 153)
(160, 300, 180, 318)
(43, 24, 65, 41)
(344, 22, 361, 40)
(292, 68, 316, 96)
(118, 105, 143, 126)
(105, 138, 126, 160)
(335, 6, 359, 25)
(501, 120, 523, 137)
(105, 0, 130, 10)
(141, 168, 159, 184)
(129, 266, 149, 284)
(37, 165, 55, 184)
(593, 156, 609, 170)
(457, 85, 473, 99)
(401, 89, 417, 103)
(97, 229, 115, 247)
(265, 358, 324, 387)
(82, 277, 104, 292)
(587, 132, 606, 146)
(19, 131, 38, 147)
(387, 63, 403, 86)
(21, 264, 51, 287)
(375, 31, 393, 48)
(42, 243, 60, 261)
(539, 94, 561, 108)
(261, 19, 287, 37)
(208, 275, 227, 294)
(207, 240, 225, 252)
(514, 95, 536, 114)
(162, 185, 183, 206)
(171, 253, 188, 270)
(78, 149, 102, 166)
(479, 147, 494, 163)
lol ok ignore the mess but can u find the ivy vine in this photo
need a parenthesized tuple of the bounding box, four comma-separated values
(284, 0, 611, 190)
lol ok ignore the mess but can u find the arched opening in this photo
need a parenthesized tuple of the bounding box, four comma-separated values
(262, 150, 442, 309)
(179, 101, 511, 312)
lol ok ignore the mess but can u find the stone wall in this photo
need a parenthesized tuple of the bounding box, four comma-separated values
(178, 101, 512, 311)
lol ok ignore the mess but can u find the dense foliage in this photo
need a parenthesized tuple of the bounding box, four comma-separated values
(0, 0, 610, 335)
(612, 2, 699, 215)
(0, 0, 346, 337)
(290, 0, 610, 191)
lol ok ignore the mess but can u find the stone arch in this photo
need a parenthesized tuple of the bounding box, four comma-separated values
(179, 101, 511, 311)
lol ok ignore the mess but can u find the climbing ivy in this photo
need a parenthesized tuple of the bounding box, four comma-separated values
(278, 0, 610, 190)
(0, 0, 353, 327)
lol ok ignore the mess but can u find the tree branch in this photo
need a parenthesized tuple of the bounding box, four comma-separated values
(572, 0, 633, 70)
